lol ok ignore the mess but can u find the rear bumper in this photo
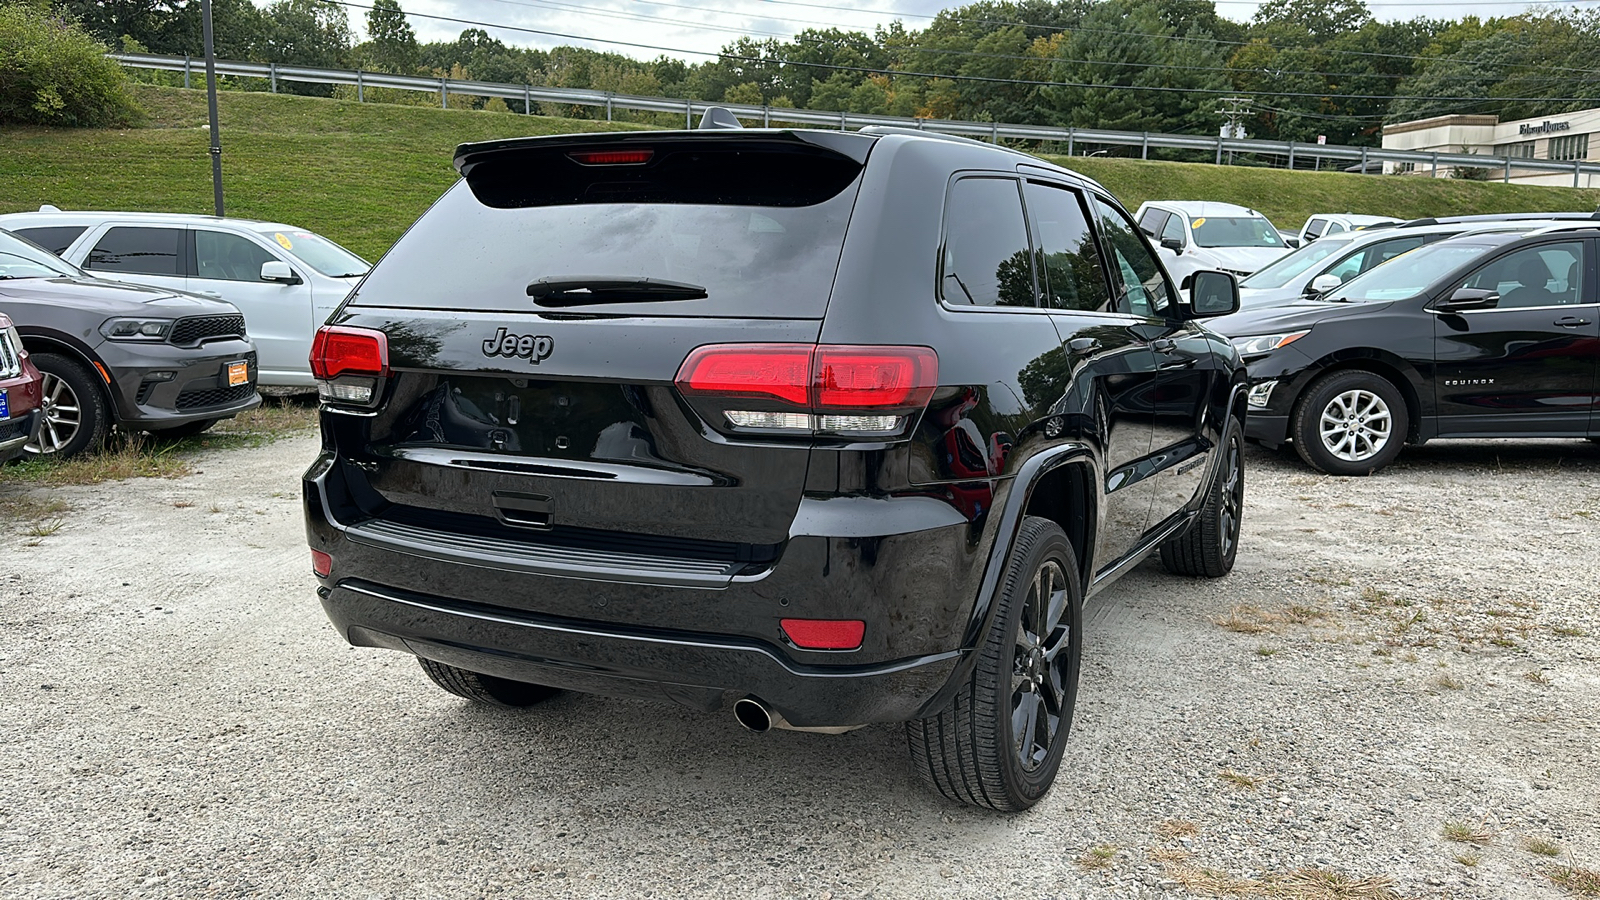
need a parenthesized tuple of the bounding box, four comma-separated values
(319, 579, 961, 727)
(303, 451, 989, 728)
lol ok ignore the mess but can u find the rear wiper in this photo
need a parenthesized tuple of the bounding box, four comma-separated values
(526, 276, 708, 307)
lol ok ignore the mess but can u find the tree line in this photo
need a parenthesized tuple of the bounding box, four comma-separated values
(56, 0, 1600, 147)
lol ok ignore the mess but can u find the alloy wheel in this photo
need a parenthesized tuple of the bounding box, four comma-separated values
(1220, 436, 1243, 558)
(25, 372, 82, 455)
(1318, 389, 1391, 462)
(1011, 558, 1072, 773)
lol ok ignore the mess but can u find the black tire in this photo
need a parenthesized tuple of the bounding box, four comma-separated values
(907, 516, 1083, 811)
(1161, 417, 1244, 578)
(25, 353, 109, 459)
(417, 658, 561, 708)
(1292, 369, 1409, 476)
(148, 418, 219, 439)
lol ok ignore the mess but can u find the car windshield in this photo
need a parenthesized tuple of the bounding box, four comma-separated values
(1325, 243, 1491, 303)
(254, 228, 369, 277)
(0, 230, 79, 279)
(1191, 216, 1285, 249)
(1239, 237, 1353, 289)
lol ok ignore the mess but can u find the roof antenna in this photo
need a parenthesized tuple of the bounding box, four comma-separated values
(698, 107, 743, 130)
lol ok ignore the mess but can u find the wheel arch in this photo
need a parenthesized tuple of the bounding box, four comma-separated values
(914, 443, 1098, 719)
(1294, 349, 1424, 443)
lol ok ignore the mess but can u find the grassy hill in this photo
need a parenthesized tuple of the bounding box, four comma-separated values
(2, 85, 1596, 261)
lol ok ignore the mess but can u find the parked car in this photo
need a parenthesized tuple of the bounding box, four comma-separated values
(0, 208, 369, 389)
(1298, 213, 1400, 244)
(0, 228, 260, 457)
(1211, 226, 1599, 475)
(1134, 201, 1291, 285)
(303, 119, 1249, 811)
(1237, 219, 1575, 310)
(0, 312, 43, 464)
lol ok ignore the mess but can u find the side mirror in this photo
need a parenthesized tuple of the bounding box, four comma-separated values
(1186, 270, 1240, 318)
(1308, 273, 1344, 295)
(1436, 287, 1499, 312)
(1284, 236, 1301, 249)
(260, 260, 302, 285)
(1160, 236, 1185, 253)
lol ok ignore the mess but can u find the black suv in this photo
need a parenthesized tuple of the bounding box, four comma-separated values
(303, 120, 1247, 810)
(1213, 227, 1599, 475)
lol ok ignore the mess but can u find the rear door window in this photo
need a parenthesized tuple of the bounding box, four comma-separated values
(195, 230, 278, 282)
(1023, 181, 1110, 312)
(1091, 196, 1173, 318)
(941, 176, 1035, 308)
(83, 226, 183, 276)
(1138, 208, 1169, 237)
(12, 226, 86, 257)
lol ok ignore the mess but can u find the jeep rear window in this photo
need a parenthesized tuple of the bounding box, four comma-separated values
(350, 144, 863, 318)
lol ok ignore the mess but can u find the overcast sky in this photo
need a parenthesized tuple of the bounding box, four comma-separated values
(374, 0, 1591, 59)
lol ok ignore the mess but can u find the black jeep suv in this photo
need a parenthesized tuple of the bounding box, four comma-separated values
(303, 119, 1248, 810)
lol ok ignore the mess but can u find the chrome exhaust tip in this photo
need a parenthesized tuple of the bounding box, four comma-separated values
(733, 696, 773, 733)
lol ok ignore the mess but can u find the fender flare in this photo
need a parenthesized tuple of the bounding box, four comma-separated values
(15, 327, 117, 408)
(914, 441, 1099, 717)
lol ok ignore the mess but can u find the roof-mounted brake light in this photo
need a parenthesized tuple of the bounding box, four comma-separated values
(567, 149, 654, 166)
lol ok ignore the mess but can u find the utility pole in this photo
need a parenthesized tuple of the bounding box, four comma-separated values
(1217, 96, 1250, 166)
(202, 0, 224, 216)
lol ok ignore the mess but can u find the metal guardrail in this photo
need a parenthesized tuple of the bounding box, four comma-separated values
(113, 52, 1600, 187)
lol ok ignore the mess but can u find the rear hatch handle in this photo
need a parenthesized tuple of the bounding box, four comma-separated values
(526, 277, 708, 307)
(493, 491, 553, 530)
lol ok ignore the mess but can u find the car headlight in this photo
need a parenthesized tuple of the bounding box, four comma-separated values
(100, 318, 174, 341)
(1230, 331, 1308, 358)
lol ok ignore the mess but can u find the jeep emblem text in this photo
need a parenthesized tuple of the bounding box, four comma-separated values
(483, 328, 554, 363)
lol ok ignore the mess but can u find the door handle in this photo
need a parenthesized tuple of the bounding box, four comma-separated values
(1554, 316, 1591, 327)
(1158, 357, 1196, 370)
(1067, 337, 1100, 353)
(1150, 338, 1178, 353)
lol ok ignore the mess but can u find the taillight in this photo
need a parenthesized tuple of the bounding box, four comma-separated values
(311, 325, 389, 406)
(675, 343, 938, 438)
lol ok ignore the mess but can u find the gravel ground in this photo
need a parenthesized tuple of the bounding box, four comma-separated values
(1, 432, 1596, 899)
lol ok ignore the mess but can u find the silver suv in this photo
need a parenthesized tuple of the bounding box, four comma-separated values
(0, 208, 369, 388)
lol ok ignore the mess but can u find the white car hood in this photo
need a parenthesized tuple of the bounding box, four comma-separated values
(1192, 246, 1290, 274)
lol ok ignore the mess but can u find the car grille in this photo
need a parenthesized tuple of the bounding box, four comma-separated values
(175, 382, 255, 410)
(169, 315, 246, 347)
(0, 329, 21, 379)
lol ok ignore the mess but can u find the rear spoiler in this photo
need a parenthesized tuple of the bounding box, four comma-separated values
(454, 127, 876, 176)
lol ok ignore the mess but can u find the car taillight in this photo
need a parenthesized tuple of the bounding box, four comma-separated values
(675, 343, 937, 438)
(311, 325, 389, 407)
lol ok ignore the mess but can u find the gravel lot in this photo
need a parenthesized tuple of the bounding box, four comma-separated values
(2, 432, 1596, 899)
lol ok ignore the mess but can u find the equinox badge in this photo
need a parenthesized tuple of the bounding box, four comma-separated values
(483, 328, 554, 363)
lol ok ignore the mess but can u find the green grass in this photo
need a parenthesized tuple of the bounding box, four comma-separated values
(1, 84, 1596, 262)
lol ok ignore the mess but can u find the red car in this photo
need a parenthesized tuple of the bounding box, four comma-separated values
(0, 312, 43, 463)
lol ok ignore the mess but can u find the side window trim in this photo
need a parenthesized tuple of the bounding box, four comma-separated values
(936, 172, 1044, 313)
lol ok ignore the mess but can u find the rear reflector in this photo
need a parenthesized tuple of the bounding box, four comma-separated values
(310, 326, 389, 380)
(781, 618, 865, 650)
(568, 149, 654, 165)
(311, 549, 332, 577)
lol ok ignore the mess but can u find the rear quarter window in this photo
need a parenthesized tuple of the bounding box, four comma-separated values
(84, 226, 184, 276)
(13, 225, 86, 257)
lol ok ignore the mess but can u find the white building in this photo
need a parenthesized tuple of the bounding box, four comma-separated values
(1381, 108, 1600, 187)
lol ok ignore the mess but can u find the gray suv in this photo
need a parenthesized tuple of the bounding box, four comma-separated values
(0, 229, 259, 457)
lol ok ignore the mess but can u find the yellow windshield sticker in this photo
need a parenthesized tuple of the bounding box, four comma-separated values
(1191, 217, 1207, 228)
(274, 232, 293, 250)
